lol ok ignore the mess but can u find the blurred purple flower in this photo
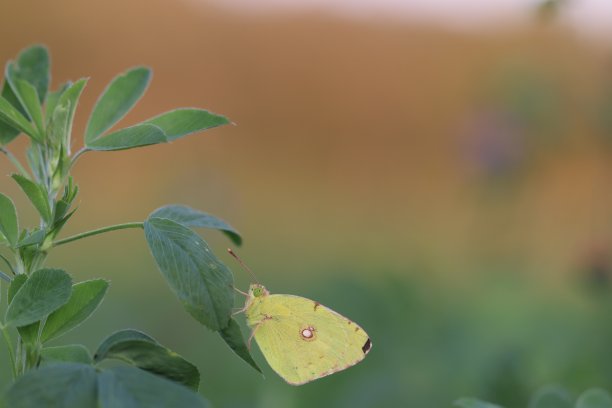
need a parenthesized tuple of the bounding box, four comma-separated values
(461, 108, 526, 179)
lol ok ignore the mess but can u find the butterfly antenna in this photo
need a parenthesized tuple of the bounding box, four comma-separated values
(227, 248, 260, 283)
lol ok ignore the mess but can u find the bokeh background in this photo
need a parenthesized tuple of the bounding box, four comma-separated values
(2, 0, 612, 406)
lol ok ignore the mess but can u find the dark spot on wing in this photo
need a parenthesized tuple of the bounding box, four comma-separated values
(313, 302, 320, 311)
(300, 326, 317, 341)
(354, 327, 360, 332)
(362, 338, 372, 354)
(347, 321, 352, 325)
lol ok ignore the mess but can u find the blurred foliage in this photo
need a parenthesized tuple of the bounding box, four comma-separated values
(535, 0, 571, 22)
(4, 258, 611, 407)
(459, 386, 612, 408)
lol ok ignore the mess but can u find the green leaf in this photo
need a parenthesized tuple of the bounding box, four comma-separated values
(0, 123, 19, 145)
(41, 279, 109, 343)
(17, 321, 40, 345)
(219, 318, 261, 373)
(40, 344, 93, 365)
(577, 389, 612, 408)
(85, 67, 151, 143)
(0, 192, 19, 246)
(3, 363, 97, 408)
(10, 79, 44, 138)
(454, 398, 503, 408)
(8, 269, 74, 344)
(7, 45, 50, 104)
(3, 361, 207, 408)
(48, 208, 77, 241)
(53, 78, 88, 146)
(0, 82, 22, 145)
(0, 45, 50, 144)
(151, 205, 241, 245)
(16, 228, 46, 248)
(11, 174, 52, 224)
(45, 82, 71, 124)
(47, 99, 70, 147)
(7, 274, 35, 342)
(85, 108, 231, 152)
(86, 123, 166, 151)
(54, 199, 71, 223)
(8, 274, 27, 303)
(94, 329, 158, 359)
(64, 176, 78, 202)
(5, 268, 72, 327)
(144, 108, 230, 142)
(0, 96, 38, 139)
(97, 366, 210, 408)
(528, 386, 573, 408)
(94, 329, 200, 390)
(144, 217, 233, 331)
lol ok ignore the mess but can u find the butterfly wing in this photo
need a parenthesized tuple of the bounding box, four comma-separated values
(248, 294, 371, 385)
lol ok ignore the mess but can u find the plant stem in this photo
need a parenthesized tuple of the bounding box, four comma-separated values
(52, 222, 144, 247)
(0, 148, 29, 178)
(70, 147, 89, 167)
(16, 338, 22, 376)
(1, 326, 17, 379)
(0, 253, 15, 275)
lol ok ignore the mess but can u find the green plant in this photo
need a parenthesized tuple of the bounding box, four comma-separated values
(456, 386, 612, 408)
(0, 45, 259, 407)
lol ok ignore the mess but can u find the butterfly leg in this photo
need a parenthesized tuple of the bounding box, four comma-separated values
(232, 306, 247, 316)
(231, 288, 251, 315)
(248, 314, 271, 350)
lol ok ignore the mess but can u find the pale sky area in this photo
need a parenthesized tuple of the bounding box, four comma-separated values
(194, 0, 612, 40)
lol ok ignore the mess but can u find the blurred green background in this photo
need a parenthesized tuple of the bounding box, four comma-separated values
(2, 0, 612, 406)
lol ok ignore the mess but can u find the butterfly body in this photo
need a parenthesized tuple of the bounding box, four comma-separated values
(244, 284, 371, 385)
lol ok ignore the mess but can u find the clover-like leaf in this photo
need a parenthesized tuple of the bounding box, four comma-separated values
(0, 192, 19, 246)
(98, 366, 210, 408)
(94, 329, 199, 390)
(40, 344, 93, 366)
(86, 123, 166, 151)
(0, 96, 38, 139)
(5, 268, 72, 327)
(10, 79, 44, 138)
(144, 217, 233, 331)
(151, 205, 241, 245)
(85, 67, 151, 143)
(41, 279, 109, 343)
(16, 228, 46, 248)
(219, 318, 261, 373)
(6, 45, 50, 103)
(12, 174, 52, 224)
(144, 108, 229, 141)
(3, 363, 97, 408)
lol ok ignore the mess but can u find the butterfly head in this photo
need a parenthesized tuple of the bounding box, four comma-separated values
(249, 283, 269, 298)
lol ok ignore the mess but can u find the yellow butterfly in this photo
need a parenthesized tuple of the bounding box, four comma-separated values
(242, 283, 372, 385)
